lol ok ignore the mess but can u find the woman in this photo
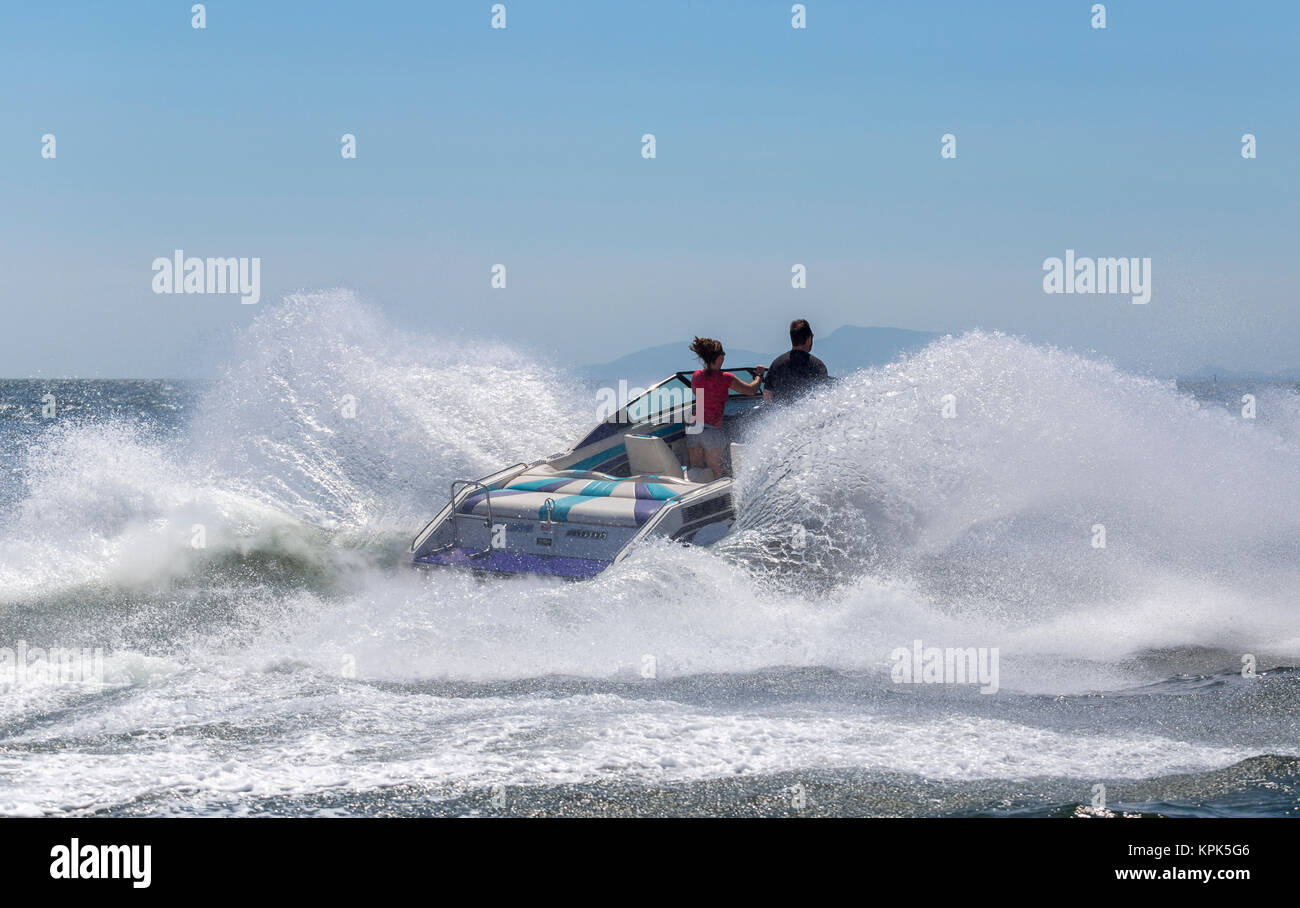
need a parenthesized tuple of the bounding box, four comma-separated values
(687, 337, 764, 480)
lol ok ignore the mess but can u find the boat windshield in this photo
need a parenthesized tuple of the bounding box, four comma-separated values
(624, 368, 762, 423)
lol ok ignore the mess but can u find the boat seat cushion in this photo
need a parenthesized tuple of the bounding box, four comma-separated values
(624, 434, 687, 479)
(462, 467, 697, 527)
(458, 487, 666, 527)
(494, 466, 694, 498)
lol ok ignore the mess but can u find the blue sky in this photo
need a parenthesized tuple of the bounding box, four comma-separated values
(2, 1, 1297, 377)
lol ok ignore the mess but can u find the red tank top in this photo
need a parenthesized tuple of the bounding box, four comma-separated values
(691, 369, 734, 428)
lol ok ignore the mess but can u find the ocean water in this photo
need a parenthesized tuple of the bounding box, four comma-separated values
(1, 290, 1296, 817)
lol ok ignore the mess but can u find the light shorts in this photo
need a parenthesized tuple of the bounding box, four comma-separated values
(686, 424, 727, 451)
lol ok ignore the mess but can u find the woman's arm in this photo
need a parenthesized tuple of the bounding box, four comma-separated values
(730, 366, 766, 395)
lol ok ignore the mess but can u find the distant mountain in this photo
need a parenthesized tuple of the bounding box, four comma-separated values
(811, 325, 943, 376)
(580, 328, 1300, 387)
(580, 341, 776, 388)
(581, 325, 944, 387)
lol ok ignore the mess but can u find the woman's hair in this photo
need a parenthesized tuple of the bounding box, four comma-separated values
(690, 336, 724, 370)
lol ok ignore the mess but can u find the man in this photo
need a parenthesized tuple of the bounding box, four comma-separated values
(763, 319, 830, 404)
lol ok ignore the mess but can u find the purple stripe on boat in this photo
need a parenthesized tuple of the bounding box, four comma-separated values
(633, 498, 664, 526)
(510, 479, 575, 493)
(414, 547, 610, 578)
(458, 488, 532, 511)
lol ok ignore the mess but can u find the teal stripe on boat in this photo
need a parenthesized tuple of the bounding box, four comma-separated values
(643, 483, 678, 500)
(543, 494, 590, 522)
(567, 423, 682, 472)
(645, 423, 681, 439)
(568, 446, 623, 472)
(581, 480, 619, 497)
(568, 448, 616, 472)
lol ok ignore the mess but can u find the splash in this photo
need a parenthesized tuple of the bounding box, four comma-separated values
(3, 300, 1298, 693)
(190, 289, 590, 528)
(725, 331, 1300, 667)
(0, 290, 588, 603)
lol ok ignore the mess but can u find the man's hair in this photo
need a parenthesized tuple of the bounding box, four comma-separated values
(790, 319, 813, 346)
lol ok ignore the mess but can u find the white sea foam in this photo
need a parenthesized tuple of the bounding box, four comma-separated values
(2, 291, 1298, 813)
(0, 669, 1258, 816)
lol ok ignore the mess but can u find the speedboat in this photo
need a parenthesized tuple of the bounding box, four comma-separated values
(410, 368, 764, 578)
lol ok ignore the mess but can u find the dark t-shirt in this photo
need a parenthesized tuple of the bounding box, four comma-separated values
(764, 349, 829, 402)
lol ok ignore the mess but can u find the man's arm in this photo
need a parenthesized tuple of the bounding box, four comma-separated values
(763, 358, 781, 396)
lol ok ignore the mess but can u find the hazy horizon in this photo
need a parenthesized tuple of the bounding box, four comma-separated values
(5, 316, 1298, 383)
(3, 2, 1297, 379)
